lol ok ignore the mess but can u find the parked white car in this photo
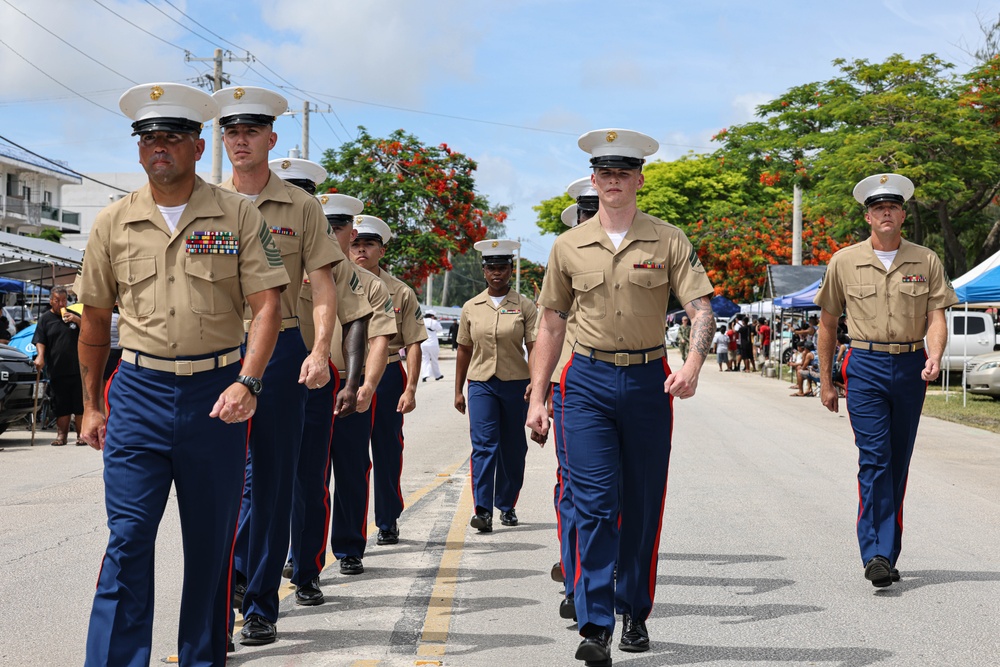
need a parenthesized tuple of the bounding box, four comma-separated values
(965, 351, 1000, 399)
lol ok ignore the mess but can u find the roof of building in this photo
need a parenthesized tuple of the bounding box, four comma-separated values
(0, 143, 81, 182)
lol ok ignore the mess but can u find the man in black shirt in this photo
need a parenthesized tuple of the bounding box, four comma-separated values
(32, 287, 83, 446)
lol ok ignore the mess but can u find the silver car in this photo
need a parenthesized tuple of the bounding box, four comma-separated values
(966, 351, 1000, 400)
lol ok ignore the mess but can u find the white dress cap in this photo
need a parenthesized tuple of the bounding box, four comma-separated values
(214, 86, 288, 127)
(566, 177, 598, 199)
(354, 215, 393, 244)
(270, 158, 327, 186)
(316, 193, 364, 217)
(474, 239, 520, 264)
(852, 173, 915, 206)
(119, 83, 218, 135)
(578, 129, 658, 169)
(561, 204, 579, 228)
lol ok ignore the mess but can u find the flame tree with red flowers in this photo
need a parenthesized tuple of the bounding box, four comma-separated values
(320, 127, 507, 287)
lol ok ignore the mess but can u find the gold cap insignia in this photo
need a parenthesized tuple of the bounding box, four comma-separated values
(605, 131, 618, 143)
(320, 195, 329, 204)
(281, 160, 291, 169)
(354, 215, 364, 224)
(879, 175, 889, 184)
(491, 241, 499, 248)
(149, 85, 164, 101)
(234, 87, 245, 100)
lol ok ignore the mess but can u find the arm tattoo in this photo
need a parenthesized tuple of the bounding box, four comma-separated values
(688, 296, 714, 358)
(556, 310, 568, 320)
(81, 364, 90, 403)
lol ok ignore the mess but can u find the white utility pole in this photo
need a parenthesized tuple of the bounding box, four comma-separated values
(792, 184, 803, 265)
(285, 103, 333, 160)
(515, 239, 521, 295)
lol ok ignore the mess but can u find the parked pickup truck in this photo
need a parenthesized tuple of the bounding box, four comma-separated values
(938, 310, 1000, 372)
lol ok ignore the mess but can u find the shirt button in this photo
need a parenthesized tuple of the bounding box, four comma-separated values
(583, 283, 588, 289)
(169, 308, 175, 316)
(168, 275, 175, 283)
(128, 275, 134, 281)
(614, 257, 621, 263)
(618, 336, 624, 342)
(209, 272, 215, 279)
(646, 280, 651, 286)
(171, 343, 177, 349)
(615, 283, 621, 290)
(616, 310, 622, 316)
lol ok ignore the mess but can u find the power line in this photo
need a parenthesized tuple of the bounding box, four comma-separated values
(86, 0, 188, 53)
(158, 0, 245, 52)
(0, 134, 131, 193)
(0, 38, 121, 117)
(140, 0, 218, 49)
(1, 0, 137, 84)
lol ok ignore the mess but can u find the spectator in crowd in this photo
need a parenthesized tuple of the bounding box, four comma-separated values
(832, 333, 850, 397)
(726, 322, 738, 371)
(676, 316, 691, 362)
(420, 311, 444, 381)
(32, 286, 83, 446)
(787, 343, 805, 387)
(449, 319, 459, 351)
(712, 325, 730, 371)
(0, 313, 10, 343)
(737, 314, 756, 372)
(795, 315, 819, 348)
(103, 304, 122, 382)
(758, 317, 771, 361)
(790, 342, 818, 396)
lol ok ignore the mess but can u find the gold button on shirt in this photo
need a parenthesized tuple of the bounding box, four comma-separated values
(538, 211, 713, 351)
(221, 171, 343, 320)
(814, 238, 957, 342)
(457, 289, 538, 382)
(376, 270, 429, 354)
(77, 177, 290, 358)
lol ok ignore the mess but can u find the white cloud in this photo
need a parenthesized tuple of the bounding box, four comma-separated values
(730, 92, 774, 124)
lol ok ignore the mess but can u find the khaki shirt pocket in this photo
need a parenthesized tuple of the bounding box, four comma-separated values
(899, 281, 930, 319)
(185, 255, 239, 314)
(112, 256, 156, 318)
(572, 270, 606, 320)
(275, 234, 299, 257)
(627, 269, 671, 317)
(845, 284, 878, 320)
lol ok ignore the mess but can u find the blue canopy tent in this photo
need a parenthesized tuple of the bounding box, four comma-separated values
(955, 267, 1000, 305)
(710, 295, 741, 318)
(773, 279, 822, 310)
(7, 324, 37, 357)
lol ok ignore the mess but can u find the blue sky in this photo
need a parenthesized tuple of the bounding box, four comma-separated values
(1, 0, 998, 261)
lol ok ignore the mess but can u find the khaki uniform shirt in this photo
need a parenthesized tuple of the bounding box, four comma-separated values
(457, 289, 538, 381)
(538, 211, 713, 351)
(375, 269, 428, 354)
(815, 237, 957, 342)
(549, 311, 577, 384)
(297, 259, 375, 351)
(78, 177, 288, 357)
(221, 171, 342, 320)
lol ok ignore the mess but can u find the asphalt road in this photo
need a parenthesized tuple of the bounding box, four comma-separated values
(0, 348, 998, 666)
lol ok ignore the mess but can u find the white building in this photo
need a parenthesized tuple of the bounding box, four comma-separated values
(0, 144, 82, 236)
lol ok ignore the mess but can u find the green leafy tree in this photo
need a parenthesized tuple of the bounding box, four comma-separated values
(717, 54, 1000, 276)
(533, 193, 575, 236)
(321, 127, 507, 286)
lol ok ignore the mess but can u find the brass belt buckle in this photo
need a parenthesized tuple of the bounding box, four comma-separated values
(614, 352, 629, 367)
(889, 343, 901, 355)
(175, 360, 194, 376)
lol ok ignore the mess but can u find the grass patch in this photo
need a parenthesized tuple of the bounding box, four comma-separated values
(922, 391, 1000, 434)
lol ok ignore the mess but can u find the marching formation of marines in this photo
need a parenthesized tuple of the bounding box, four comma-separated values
(74, 80, 954, 667)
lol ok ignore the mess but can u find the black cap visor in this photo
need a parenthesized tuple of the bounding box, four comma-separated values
(325, 214, 354, 226)
(590, 155, 644, 170)
(219, 113, 276, 128)
(285, 178, 317, 195)
(864, 193, 905, 207)
(577, 195, 599, 214)
(482, 255, 514, 266)
(131, 117, 203, 136)
(355, 232, 385, 244)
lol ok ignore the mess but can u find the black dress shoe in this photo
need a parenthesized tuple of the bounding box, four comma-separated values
(469, 510, 493, 533)
(240, 614, 277, 645)
(294, 577, 325, 606)
(227, 633, 235, 653)
(340, 556, 365, 575)
(500, 509, 518, 526)
(890, 567, 900, 582)
(559, 594, 577, 620)
(865, 555, 892, 587)
(281, 558, 293, 579)
(231, 572, 247, 610)
(551, 561, 565, 583)
(575, 628, 612, 666)
(377, 522, 399, 545)
(619, 614, 650, 652)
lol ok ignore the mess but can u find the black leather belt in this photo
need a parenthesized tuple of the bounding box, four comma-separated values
(850, 340, 924, 354)
(574, 344, 666, 367)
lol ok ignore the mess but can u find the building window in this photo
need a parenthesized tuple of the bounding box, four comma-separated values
(6, 174, 19, 197)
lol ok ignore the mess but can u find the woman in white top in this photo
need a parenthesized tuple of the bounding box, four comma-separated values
(420, 312, 443, 381)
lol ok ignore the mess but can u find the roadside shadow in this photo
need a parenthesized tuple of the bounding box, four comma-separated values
(614, 642, 892, 666)
(659, 552, 786, 566)
(658, 574, 795, 595)
(650, 602, 824, 624)
(870, 569, 1000, 597)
